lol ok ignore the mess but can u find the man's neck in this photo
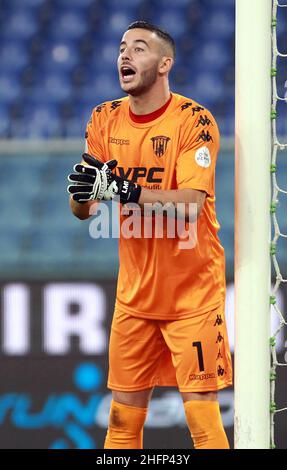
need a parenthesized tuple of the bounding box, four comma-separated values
(128, 85, 171, 115)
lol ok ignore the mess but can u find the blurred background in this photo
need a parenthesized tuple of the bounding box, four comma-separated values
(0, 0, 287, 449)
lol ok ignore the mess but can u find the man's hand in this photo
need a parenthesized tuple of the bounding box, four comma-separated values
(67, 154, 118, 202)
(68, 153, 142, 204)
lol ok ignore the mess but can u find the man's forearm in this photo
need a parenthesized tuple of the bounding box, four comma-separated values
(70, 197, 98, 220)
(138, 187, 206, 221)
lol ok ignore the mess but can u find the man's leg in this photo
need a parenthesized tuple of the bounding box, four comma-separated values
(159, 303, 232, 450)
(104, 388, 153, 449)
(181, 391, 229, 449)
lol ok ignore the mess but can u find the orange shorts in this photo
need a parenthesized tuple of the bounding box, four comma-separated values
(107, 303, 233, 393)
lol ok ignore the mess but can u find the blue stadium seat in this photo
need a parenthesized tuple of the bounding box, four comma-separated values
(32, 198, 81, 230)
(39, 40, 79, 71)
(62, 117, 85, 138)
(104, 11, 140, 36)
(96, 41, 121, 67)
(0, 232, 22, 263)
(0, 74, 21, 104)
(8, 0, 46, 7)
(1, 10, 38, 40)
(27, 73, 72, 104)
(106, 0, 144, 6)
(207, 0, 234, 7)
(199, 9, 234, 39)
(157, 0, 193, 5)
(49, 10, 88, 40)
(21, 229, 75, 264)
(19, 103, 62, 138)
(0, 106, 10, 137)
(2, 172, 43, 200)
(56, 0, 95, 7)
(182, 73, 224, 108)
(193, 40, 231, 71)
(217, 117, 234, 136)
(157, 10, 187, 38)
(157, 9, 187, 40)
(78, 75, 122, 104)
(0, 41, 29, 72)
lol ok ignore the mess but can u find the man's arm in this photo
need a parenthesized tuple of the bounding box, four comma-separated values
(68, 154, 206, 221)
(138, 187, 206, 221)
(69, 197, 98, 220)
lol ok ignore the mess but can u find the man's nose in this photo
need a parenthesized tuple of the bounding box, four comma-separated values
(121, 47, 132, 61)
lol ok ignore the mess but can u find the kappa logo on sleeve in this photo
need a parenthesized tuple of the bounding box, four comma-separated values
(195, 147, 211, 168)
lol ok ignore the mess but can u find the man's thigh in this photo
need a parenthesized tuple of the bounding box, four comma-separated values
(108, 308, 170, 391)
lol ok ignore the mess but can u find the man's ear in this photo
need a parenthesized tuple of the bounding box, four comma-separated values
(159, 57, 174, 74)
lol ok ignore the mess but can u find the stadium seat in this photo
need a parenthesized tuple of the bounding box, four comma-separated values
(157, 10, 187, 38)
(39, 40, 79, 71)
(106, 0, 144, 7)
(157, 0, 195, 5)
(0, 232, 22, 263)
(19, 103, 62, 138)
(7, 0, 46, 7)
(62, 117, 85, 138)
(56, 0, 95, 8)
(193, 40, 231, 71)
(0, 74, 21, 104)
(0, 106, 10, 137)
(27, 73, 72, 104)
(1, 10, 38, 40)
(207, 0, 234, 6)
(105, 11, 140, 36)
(77, 75, 122, 104)
(49, 10, 88, 40)
(0, 41, 29, 72)
(198, 9, 234, 39)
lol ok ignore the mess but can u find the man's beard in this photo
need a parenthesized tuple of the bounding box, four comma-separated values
(121, 64, 159, 97)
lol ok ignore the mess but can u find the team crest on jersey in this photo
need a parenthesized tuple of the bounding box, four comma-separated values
(151, 136, 171, 157)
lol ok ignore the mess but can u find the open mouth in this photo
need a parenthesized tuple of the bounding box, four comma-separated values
(121, 67, 136, 80)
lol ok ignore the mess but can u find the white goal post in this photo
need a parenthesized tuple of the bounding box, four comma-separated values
(234, 0, 272, 448)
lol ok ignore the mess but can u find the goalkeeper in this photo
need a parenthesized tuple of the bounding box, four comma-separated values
(68, 21, 232, 449)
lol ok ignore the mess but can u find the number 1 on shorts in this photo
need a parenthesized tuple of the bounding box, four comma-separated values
(192, 341, 205, 372)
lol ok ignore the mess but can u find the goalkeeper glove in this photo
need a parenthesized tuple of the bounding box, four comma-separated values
(67, 153, 142, 204)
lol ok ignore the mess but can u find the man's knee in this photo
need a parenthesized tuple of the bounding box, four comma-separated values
(181, 392, 229, 449)
(112, 388, 153, 408)
(104, 397, 150, 449)
(181, 390, 218, 403)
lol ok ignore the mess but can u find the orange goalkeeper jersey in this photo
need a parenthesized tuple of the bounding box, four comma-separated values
(85, 92, 225, 320)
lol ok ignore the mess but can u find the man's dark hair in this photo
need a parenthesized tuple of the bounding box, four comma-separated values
(127, 20, 176, 59)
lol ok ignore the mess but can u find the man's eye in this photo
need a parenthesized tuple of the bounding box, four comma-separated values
(119, 49, 125, 54)
(135, 47, 144, 52)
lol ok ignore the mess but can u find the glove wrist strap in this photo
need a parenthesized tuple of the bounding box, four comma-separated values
(119, 182, 142, 204)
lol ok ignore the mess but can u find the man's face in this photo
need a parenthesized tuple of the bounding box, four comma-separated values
(117, 28, 163, 96)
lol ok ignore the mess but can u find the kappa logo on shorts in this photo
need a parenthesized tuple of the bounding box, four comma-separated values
(217, 349, 223, 360)
(189, 373, 216, 381)
(214, 315, 223, 326)
(217, 365, 225, 377)
(151, 136, 171, 158)
(216, 332, 224, 344)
